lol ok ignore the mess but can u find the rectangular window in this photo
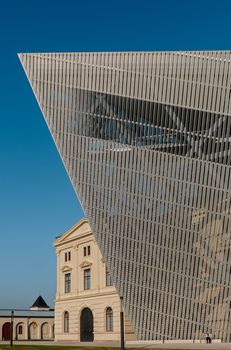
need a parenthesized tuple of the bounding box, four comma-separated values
(84, 268, 91, 290)
(65, 273, 71, 293)
(83, 245, 91, 256)
(106, 268, 113, 286)
(65, 251, 71, 261)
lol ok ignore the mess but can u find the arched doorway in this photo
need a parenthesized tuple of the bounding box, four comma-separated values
(2, 322, 11, 341)
(80, 308, 94, 342)
(41, 322, 49, 340)
(28, 322, 38, 340)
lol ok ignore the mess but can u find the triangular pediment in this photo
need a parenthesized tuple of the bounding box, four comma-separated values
(61, 265, 72, 272)
(79, 260, 92, 268)
(54, 218, 91, 246)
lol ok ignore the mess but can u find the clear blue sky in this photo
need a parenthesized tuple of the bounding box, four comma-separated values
(0, 0, 230, 308)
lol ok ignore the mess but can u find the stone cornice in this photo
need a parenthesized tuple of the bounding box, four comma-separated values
(55, 290, 118, 302)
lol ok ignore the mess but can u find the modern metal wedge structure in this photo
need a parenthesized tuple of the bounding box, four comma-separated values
(19, 51, 231, 342)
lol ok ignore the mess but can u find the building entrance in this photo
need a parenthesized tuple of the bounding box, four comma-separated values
(80, 308, 94, 342)
(2, 322, 11, 340)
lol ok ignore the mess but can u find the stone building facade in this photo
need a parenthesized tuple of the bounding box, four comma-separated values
(0, 314, 54, 341)
(54, 219, 135, 342)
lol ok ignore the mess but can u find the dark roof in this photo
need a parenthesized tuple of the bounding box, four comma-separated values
(30, 296, 50, 309)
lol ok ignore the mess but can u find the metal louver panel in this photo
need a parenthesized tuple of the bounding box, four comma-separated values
(19, 51, 231, 342)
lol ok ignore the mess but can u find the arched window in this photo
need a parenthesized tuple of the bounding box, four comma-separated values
(18, 325, 23, 334)
(64, 311, 69, 333)
(106, 307, 113, 332)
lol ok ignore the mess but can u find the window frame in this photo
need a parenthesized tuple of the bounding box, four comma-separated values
(65, 272, 71, 293)
(83, 245, 91, 257)
(18, 325, 23, 335)
(64, 311, 69, 333)
(84, 268, 91, 290)
(106, 268, 113, 286)
(106, 307, 113, 332)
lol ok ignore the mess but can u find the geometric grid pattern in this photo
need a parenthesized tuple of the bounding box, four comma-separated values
(19, 52, 231, 341)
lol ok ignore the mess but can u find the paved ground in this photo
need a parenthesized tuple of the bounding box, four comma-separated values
(131, 344, 231, 349)
(0, 341, 231, 349)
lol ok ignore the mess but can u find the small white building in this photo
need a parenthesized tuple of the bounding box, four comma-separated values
(54, 218, 136, 342)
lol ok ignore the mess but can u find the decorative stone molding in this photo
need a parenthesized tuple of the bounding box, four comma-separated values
(61, 265, 72, 272)
(79, 260, 92, 268)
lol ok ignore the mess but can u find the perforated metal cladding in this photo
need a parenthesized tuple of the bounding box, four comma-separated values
(19, 52, 231, 341)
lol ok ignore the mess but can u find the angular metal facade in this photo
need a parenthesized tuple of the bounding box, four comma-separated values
(19, 52, 231, 341)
